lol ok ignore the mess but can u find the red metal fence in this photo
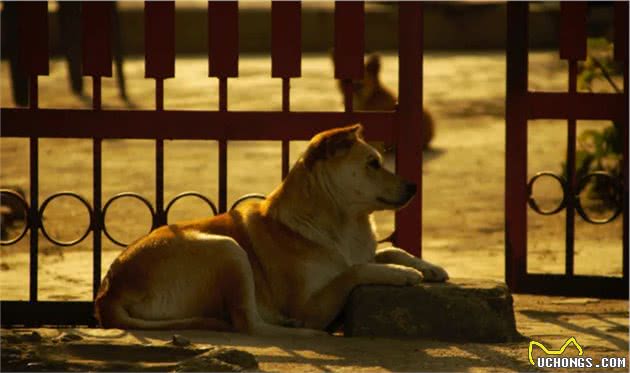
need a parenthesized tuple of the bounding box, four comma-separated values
(0, 1, 425, 325)
(506, 2, 628, 298)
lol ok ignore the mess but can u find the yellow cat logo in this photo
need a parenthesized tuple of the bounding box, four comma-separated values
(528, 337, 584, 366)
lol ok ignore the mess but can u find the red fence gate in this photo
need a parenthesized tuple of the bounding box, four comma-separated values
(0, 1, 426, 326)
(505, 2, 629, 298)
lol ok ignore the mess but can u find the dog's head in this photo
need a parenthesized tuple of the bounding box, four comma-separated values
(302, 124, 416, 213)
(352, 53, 381, 96)
(331, 52, 395, 111)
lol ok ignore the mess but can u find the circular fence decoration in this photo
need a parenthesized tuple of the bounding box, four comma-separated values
(575, 171, 623, 225)
(39, 192, 94, 246)
(102, 192, 157, 247)
(527, 170, 623, 224)
(0, 189, 30, 245)
(527, 172, 568, 216)
(165, 191, 219, 224)
(230, 193, 266, 211)
(1, 188, 271, 247)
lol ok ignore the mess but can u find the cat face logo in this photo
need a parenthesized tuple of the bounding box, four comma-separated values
(528, 337, 584, 366)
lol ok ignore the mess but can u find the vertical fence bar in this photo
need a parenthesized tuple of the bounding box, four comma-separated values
(18, 3, 49, 78)
(83, 2, 113, 300)
(614, 2, 629, 281)
(29, 78, 40, 303)
(281, 79, 291, 178)
(209, 1, 238, 213)
(18, 2, 48, 304)
(145, 1, 175, 226)
(218, 78, 228, 213)
(91, 77, 103, 302)
(396, 2, 423, 257)
(505, 2, 529, 291)
(155, 80, 165, 225)
(28, 133, 39, 304)
(272, 1, 302, 179)
(145, 2, 175, 79)
(334, 1, 364, 113)
(272, 2, 301, 78)
(624, 61, 629, 284)
(559, 2, 586, 276)
(82, 3, 113, 77)
(565, 72, 577, 277)
(559, 2, 587, 61)
(208, 2, 239, 78)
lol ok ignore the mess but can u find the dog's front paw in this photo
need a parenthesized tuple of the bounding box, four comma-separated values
(419, 264, 449, 282)
(387, 265, 424, 286)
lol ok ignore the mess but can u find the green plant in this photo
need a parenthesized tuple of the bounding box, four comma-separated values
(578, 38, 622, 94)
(564, 38, 623, 210)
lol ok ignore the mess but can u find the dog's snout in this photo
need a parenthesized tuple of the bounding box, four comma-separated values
(406, 182, 417, 195)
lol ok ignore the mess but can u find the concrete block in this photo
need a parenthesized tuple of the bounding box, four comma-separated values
(344, 278, 522, 342)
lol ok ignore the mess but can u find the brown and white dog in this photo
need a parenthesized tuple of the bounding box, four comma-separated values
(95, 124, 448, 335)
(335, 53, 435, 149)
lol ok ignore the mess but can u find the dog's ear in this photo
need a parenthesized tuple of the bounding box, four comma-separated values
(304, 124, 363, 169)
(344, 123, 364, 138)
(365, 53, 381, 77)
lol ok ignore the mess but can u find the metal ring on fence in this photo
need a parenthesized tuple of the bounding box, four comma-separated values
(38, 192, 93, 247)
(575, 171, 623, 225)
(165, 192, 218, 224)
(0, 189, 30, 245)
(527, 171, 567, 216)
(230, 193, 266, 211)
(102, 192, 156, 247)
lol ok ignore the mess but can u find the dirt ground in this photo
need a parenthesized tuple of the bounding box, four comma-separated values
(1, 294, 628, 372)
(1, 52, 627, 371)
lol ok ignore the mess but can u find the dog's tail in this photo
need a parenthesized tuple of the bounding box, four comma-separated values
(95, 295, 231, 330)
(94, 273, 231, 331)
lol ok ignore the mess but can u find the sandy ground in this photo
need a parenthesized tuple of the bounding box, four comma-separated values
(1, 295, 628, 372)
(1, 52, 627, 371)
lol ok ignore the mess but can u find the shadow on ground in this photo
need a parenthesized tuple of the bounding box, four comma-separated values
(1, 328, 535, 372)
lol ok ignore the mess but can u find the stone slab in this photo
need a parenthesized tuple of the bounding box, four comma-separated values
(343, 278, 522, 342)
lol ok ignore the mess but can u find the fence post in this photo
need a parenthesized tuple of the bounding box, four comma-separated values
(82, 2, 113, 301)
(208, 1, 239, 213)
(613, 1, 629, 287)
(505, 2, 529, 292)
(272, 2, 301, 179)
(396, 2, 423, 257)
(18, 2, 48, 304)
(145, 1, 175, 227)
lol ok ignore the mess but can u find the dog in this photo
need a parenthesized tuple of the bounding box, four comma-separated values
(335, 53, 435, 150)
(95, 124, 448, 335)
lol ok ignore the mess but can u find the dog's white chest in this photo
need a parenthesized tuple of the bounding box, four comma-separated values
(336, 217, 378, 265)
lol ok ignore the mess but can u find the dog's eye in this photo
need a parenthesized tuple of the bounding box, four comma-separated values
(367, 159, 381, 169)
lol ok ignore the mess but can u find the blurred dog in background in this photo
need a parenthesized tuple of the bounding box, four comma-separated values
(334, 53, 435, 151)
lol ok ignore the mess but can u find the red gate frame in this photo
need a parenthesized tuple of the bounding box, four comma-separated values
(506, 2, 629, 298)
(0, 1, 425, 326)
